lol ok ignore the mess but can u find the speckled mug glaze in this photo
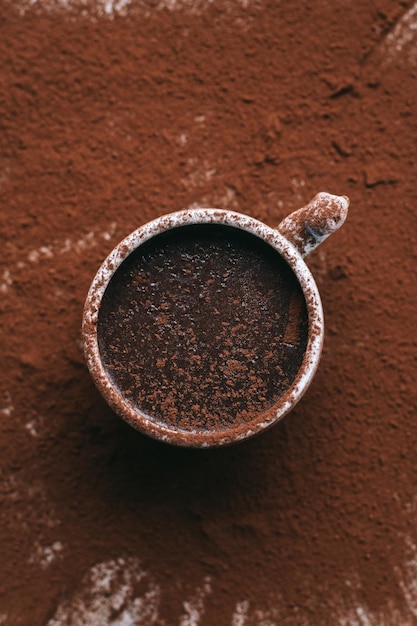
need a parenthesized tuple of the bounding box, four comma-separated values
(82, 192, 349, 447)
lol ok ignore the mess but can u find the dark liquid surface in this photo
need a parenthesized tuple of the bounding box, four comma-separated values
(98, 225, 309, 433)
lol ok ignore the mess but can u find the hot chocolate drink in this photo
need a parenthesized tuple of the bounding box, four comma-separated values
(97, 224, 309, 433)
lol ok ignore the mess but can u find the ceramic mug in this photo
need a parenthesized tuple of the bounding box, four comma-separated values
(82, 192, 349, 447)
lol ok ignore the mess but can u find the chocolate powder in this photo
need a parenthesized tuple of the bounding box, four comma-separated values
(1, 0, 417, 624)
(97, 224, 308, 432)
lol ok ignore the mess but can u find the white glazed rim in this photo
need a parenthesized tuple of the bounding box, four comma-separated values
(82, 208, 324, 447)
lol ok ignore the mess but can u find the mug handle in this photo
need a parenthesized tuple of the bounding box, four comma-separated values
(277, 192, 349, 258)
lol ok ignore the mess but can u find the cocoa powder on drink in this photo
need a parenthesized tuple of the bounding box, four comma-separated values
(1, 0, 417, 624)
(97, 224, 308, 432)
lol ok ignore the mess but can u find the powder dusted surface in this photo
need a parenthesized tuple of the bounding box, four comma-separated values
(1, 1, 417, 625)
(97, 225, 308, 433)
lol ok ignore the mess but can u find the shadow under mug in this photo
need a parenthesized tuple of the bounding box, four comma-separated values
(82, 192, 349, 447)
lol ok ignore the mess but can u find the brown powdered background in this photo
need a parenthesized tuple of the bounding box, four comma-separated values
(1, 1, 417, 624)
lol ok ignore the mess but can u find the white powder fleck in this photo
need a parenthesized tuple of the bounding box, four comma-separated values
(148, 0, 214, 13)
(3, 222, 117, 297)
(0, 392, 14, 417)
(338, 614, 361, 626)
(74, 231, 96, 251)
(227, 561, 417, 626)
(0, 269, 12, 294)
(28, 245, 53, 263)
(180, 576, 211, 626)
(230, 602, 281, 626)
(232, 601, 250, 626)
(25, 415, 44, 437)
(252, 608, 279, 626)
(27, 249, 40, 263)
(394, 536, 417, 619)
(25, 223, 117, 261)
(219, 186, 238, 207)
(29, 541, 64, 569)
(355, 605, 374, 626)
(60, 238, 72, 254)
(290, 176, 306, 201)
(185, 186, 239, 214)
(325, 554, 417, 626)
(46, 557, 160, 626)
(0, 406, 14, 417)
(21, 0, 131, 16)
(185, 159, 217, 187)
(103, 0, 132, 15)
(186, 201, 203, 211)
(15, 0, 254, 17)
(25, 420, 39, 437)
(40, 245, 54, 257)
(378, 2, 417, 65)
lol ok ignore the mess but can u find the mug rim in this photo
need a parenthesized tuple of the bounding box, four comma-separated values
(82, 208, 324, 447)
